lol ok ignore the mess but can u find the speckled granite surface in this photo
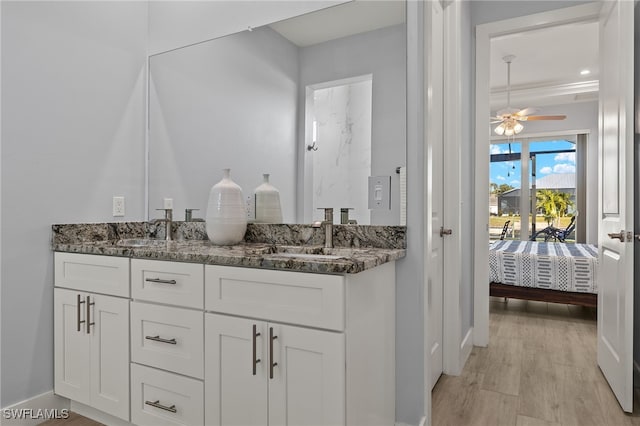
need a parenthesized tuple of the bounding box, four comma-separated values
(52, 222, 406, 274)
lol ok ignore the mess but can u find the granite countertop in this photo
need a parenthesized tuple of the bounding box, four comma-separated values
(52, 222, 406, 274)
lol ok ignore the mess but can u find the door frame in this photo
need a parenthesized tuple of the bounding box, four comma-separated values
(473, 3, 603, 346)
(442, 0, 468, 376)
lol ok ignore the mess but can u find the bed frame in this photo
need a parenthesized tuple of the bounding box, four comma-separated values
(490, 282, 597, 308)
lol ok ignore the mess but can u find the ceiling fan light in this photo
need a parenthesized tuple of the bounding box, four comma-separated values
(504, 127, 514, 137)
(514, 122, 524, 134)
(494, 123, 505, 135)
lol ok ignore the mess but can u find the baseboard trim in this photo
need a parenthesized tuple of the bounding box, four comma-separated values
(460, 327, 474, 369)
(70, 401, 131, 426)
(0, 391, 69, 426)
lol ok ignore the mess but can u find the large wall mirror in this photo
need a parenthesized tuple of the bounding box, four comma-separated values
(148, 1, 406, 225)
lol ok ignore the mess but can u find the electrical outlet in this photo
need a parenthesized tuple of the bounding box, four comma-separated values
(163, 198, 173, 210)
(246, 195, 255, 221)
(113, 196, 125, 217)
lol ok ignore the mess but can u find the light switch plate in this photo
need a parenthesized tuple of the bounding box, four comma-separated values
(368, 176, 391, 210)
(163, 198, 173, 210)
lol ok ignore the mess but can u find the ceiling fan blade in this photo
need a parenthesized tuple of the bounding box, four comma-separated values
(515, 107, 539, 117)
(524, 115, 567, 121)
(490, 120, 503, 124)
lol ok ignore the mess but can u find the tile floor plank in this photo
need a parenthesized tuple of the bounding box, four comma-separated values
(433, 300, 639, 426)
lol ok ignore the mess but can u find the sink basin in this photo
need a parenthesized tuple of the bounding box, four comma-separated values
(116, 239, 169, 248)
(270, 252, 345, 260)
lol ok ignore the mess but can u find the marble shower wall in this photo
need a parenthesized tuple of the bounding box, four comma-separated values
(312, 78, 372, 225)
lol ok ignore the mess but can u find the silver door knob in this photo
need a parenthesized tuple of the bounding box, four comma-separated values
(608, 231, 625, 242)
(440, 227, 453, 237)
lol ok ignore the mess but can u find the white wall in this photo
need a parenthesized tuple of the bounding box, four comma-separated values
(470, 0, 592, 26)
(1, 1, 147, 407)
(148, 0, 346, 55)
(148, 26, 299, 222)
(298, 24, 406, 225)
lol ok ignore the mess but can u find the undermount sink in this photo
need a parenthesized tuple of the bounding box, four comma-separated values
(268, 245, 352, 260)
(116, 239, 169, 248)
(269, 252, 345, 260)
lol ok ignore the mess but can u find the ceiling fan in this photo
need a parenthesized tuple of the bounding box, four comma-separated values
(491, 54, 566, 137)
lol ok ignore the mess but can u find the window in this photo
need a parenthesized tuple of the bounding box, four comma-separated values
(490, 135, 582, 242)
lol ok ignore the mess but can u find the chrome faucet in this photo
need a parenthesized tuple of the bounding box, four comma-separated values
(153, 208, 173, 241)
(185, 208, 204, 222)
(312, 208, 333, 248)
(340, 208, 357, 225)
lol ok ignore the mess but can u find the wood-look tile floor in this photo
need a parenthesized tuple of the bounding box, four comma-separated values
(432, 298, 640, 426)
(38, 412, 103, 426)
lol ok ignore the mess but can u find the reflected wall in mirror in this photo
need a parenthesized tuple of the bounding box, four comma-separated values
(148, 1, 406, 225)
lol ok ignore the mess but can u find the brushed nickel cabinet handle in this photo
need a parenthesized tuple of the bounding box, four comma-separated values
(252, 324, 261, 376)
(145, 400, 177, 413)
(86, 295, 95, 334)
(145, 278, 177, 285)
(76, 294, 85, 332)
(145, 335, 177, 345)
(269, 327, 278, 379)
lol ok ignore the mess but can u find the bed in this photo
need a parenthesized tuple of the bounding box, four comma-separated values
(489, 240, 598, 307)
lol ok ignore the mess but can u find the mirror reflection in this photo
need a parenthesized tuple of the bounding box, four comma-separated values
(148, 1, 406, 225)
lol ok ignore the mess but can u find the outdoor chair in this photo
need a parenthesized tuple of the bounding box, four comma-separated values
(500, 220, 511, 240)
(530, 215, 577, 242)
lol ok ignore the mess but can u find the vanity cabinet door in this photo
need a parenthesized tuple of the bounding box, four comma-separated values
(54, 288, 91, 405)
(54, 288, 130, 421)
(268, 324, 345, 426)
(205, 313, 345, 426)
(89, 293, 130, 420)
(205, 313, 268, 426)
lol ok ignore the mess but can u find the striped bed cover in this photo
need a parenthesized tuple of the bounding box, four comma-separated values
(489, 241, 598, 294)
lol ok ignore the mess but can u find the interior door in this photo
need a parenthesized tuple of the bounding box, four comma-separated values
(426, 0, 445, 389)
(597, 0, 634, 413)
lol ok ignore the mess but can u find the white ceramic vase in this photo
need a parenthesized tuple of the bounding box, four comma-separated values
(255, 173, 283, 223)
(206, 168, 247, 245)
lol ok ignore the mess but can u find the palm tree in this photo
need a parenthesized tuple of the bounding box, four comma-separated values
(536, 190, 574, 226)
(536, 189, 558, 225)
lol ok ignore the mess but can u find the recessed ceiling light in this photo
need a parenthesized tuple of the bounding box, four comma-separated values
(580, 69, 591, 76)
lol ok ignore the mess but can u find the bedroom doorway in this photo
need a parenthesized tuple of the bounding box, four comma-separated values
(474, 0, 636, 414)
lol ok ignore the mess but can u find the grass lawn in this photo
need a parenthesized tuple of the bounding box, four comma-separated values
(489, 215, 573, 229)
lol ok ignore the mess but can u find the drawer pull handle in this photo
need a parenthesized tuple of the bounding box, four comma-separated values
(76, 294, 86, 332)
(145, 335, 177, 345)
(145, 400, 177, 413)
(86, 295, 95, 334)
(252, 324, 261, 376)
(145, 278, 177, 285)
(269, 327, 278, 379)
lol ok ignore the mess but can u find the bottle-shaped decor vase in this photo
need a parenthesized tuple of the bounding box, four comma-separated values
(206, 168, 247, 245)
(254, 173, 283, 223)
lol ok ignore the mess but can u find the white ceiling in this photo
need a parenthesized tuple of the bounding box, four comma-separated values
(269, 0, 405, 47)
(490, 20, 599, 110)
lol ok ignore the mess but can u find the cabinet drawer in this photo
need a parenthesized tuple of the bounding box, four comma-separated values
(54, 253, 129, 297)
(205, 266, 345, 331)
(132, 259, 204, 309)
(131, 302, 203, 379)
(131, 363, 203, 426)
